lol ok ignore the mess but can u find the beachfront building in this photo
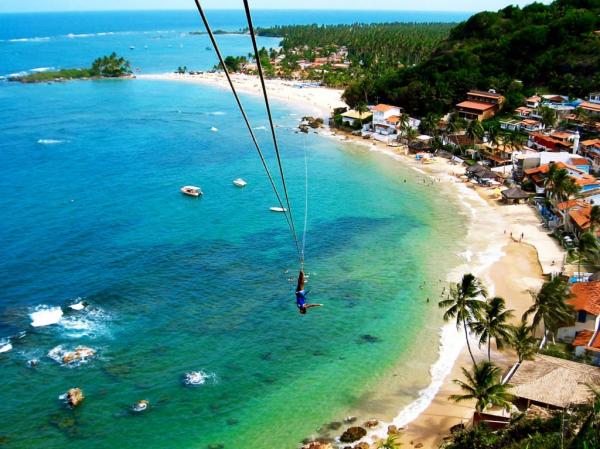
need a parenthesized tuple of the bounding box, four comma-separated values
(526, 95, 541, 109)
(524, 161, 600, 196)
(465, 163, 502, 185)
(590, 92, 600, 104)
(527, 130, 580, 153)
(507, 354, 600, 409)
(368, 104, 403, 142)
(340, 109, 372, 127)
(580, 139, 600, 173)
(456, 90, 505, 122)
(556, 281, 600, 365)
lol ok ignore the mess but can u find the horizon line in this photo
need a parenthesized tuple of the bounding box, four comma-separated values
(0, 8, 477, 14)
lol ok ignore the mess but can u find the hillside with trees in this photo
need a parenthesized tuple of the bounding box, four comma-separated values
(342, 0, 600, 116)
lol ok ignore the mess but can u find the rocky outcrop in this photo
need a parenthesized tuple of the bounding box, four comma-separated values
(339, 426, 367, 443)
(363, 419, 379, 428)
(354, 443, 370, 449)
(62, 346, 95, 364)
(66, 388, 84, 408)
(387, 425, 399, 435)
(301, 442, 332, 449)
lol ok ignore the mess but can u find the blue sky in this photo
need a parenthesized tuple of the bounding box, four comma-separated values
(0, 0, 552, 13)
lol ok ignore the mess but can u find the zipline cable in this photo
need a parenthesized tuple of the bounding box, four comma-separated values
(300, 133, 309, 267)
(192, 0, 301, 258)
(242, 0, 301, 260)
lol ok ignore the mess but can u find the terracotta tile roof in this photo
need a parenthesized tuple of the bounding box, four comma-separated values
(521, 119, 540, 126)
(468, 90, 503, 99)
(373, 104, 397, 112)
(573, 330, 594, 347)
(557, 199, 587, 211)
(569, 158, 591, 165)
(551, 131, 575, 140)
(582, 139, 600, 147)
(516, 107, 533, 113)
(527, 95, 541, 102)
(589, 332, 600, 350)
(386, 115, 401, 124)
(573, 174, 599, 187)
(569, 204, 592, 230)
(580, 101, 600, 113)
(456, 101, 495, 111)
(568, 281, 600, 315)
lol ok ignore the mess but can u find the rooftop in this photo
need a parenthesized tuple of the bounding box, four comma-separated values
(508, 354, 600, 408)
(580, 101, 600, 112)
(456, 101, 496, 112)
(569, 157, 591, 166)
(572, 330, 594, 347)
(341, 109, 372, 120)
(468, 90, 503, 99)
(568, 281, 600, 315)
(372, 104, 398, 112)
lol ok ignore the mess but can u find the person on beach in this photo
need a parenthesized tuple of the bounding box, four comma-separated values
(295, 269, 323, 314)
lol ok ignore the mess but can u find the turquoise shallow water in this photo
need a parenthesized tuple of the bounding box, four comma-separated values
(0, 10, 468, 449)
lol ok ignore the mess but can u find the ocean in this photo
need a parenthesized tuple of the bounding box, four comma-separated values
(0, 9, 470, 449)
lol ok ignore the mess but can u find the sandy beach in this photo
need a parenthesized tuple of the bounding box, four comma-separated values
(137, 72, 347, 119)
(137, 72, 566, 448)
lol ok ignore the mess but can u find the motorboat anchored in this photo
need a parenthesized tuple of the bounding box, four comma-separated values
(233, 178, 247, 187)
(180, 186, 202, 197)
(269, 207, 287, 212)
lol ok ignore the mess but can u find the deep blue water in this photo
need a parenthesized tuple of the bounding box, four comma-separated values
(0, 9, 467, 449)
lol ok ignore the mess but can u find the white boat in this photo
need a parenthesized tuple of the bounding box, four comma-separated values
(270, 207, 287, 212)
(233, 178, 247, 188)
(180, 186, 202, 197)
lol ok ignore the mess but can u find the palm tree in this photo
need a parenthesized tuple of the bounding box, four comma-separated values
(576, 231, 600, 278)
(539, 106, 557, 129)
(466, 120, 484, 160)
(589, 205, 600, 233)
(439, 274, 487, 365)
(470, 297, 514, 362)
(544, 163, 580, 204)
(422, 113, 440, 137)
(375, 434, 402, 449)
(355, 102, 369, 127)
(523, 277, 573, 342)
(450, 361, 513, 421)
(403, 126, 418, 148)
(509, 320, 537, 363)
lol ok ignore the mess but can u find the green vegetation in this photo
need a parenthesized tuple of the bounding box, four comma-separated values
(258, 22, 453, 66)
(343, 0, 600, 115)
(442, 387, 600, 449)
(10, 52, 131, 83)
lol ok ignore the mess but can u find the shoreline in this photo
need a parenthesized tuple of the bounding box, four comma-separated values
(135, 72, 566, 448)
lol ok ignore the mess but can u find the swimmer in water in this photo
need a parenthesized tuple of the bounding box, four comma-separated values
(295, 269, 323, 314)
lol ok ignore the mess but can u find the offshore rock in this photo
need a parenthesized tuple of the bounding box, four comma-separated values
(62, 346, 95, 364)
(301, 442, 332, 449)
(339, 426, 367, 443)
(66, 388, 84, 408)
(354, 443, 370, 449)
(327, 421, 343, 430)
(363, 419, 379, 428)
(387, 425, 399, 435)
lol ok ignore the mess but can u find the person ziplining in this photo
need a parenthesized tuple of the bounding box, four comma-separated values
(192, 0, 323, 313)
(295, 269, 323, 315)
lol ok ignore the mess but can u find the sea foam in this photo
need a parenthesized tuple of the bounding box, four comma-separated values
(30, 306, 63, 327)
(0, 339, 12, 353)
(37, 139, 65, 145)
(183, 370, 216, 386)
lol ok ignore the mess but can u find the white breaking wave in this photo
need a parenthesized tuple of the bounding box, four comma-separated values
(252, 126, 267, 131)
(183, 370, 217, 386)
(208, 111, 226, 116)
(210, 127, 219, 132)
(30, 306, 63, 327)
(37, 139, 65, 145)
(30, 67, 54, 73)
(6, 37, 50, 43)
(0, 339, 12, 353)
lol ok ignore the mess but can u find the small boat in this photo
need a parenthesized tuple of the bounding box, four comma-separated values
(181, 186, 202, 197)
(233, 178, 247, 188)
(130, 45, 135, 50)
(270, 207, 287, 212)
(132, 400, 149, 412)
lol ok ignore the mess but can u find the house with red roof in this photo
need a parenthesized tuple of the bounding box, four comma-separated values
(456, 90, 505, 121)
(370, 104, 403, 137)
(557, 281, 600, 365)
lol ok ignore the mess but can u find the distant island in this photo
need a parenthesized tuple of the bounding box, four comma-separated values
(189, 29, 248, 35)
(9, 52, 132, 83)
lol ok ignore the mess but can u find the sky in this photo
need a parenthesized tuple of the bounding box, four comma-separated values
(0, 0, 552, 13)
